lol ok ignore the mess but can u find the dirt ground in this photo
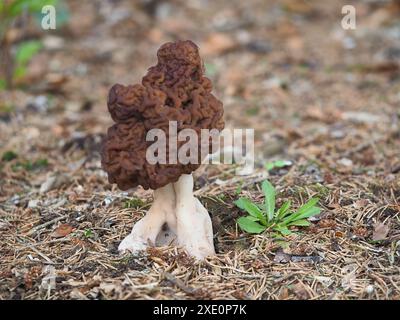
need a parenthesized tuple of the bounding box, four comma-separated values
(1, 0, 400, 300)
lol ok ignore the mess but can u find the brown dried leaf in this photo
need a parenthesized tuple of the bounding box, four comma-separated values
(318, 219, 337, 229)
(51, 224, 73, 238)
(372, 222, 389, 241)
(292, 282, 310, 299)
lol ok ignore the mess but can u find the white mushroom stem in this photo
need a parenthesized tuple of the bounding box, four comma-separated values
(118, 174, 215, 260)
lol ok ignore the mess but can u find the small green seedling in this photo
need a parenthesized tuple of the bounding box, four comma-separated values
(124, 198, 145, 209)
(235, 180, 321, 236)
(245, 106, 260, 116)
(83, 228, 94, 238)
(13, 40, 43, 80)
(2, 150, 18, 161)
(11, 158, 48, 171)
(265, 160, 292, 172)
(235, 182, 243, 195)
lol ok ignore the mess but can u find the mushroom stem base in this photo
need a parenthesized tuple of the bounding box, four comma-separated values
(118, 174, 215, 260)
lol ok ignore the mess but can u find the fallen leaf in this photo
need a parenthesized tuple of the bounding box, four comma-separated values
(318, 219, 336, 229)
(341, 264, 358, 290)
(354, 199, 369, 209)
(362, 62, 399, 74)
(51, 224, 73, 238)
(372, 222, 389, 241)
(279, 287, 289, 299)
(292, 282, 310, 299)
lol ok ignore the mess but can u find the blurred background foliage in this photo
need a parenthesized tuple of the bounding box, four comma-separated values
(0, 0, 69, 89)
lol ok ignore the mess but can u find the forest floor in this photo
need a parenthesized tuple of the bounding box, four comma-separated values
(1, 0, 400, 299)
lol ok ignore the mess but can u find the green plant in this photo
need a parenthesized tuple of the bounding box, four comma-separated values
(11, 158, 48, 171)
(0, 103, 15, 114)
(13, 40, 43, 80)
(83, 228, 93, 238)
(0, 0, 59, 88)
(235, 180, 321, 236)
(124, 197, 145, 209)
(235, 181, 243, 195)
(2, 150, 18, 161)
(245, 106, 260, 116)
(265, 160, 292, 172)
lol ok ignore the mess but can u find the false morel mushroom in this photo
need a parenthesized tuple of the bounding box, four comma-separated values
(101, 40, 224, 259)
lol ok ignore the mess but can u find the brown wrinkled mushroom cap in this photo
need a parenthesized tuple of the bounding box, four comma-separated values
(101, 40, 224, 190)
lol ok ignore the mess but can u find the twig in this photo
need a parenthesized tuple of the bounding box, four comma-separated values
(20, 244, 56, 265)
(25, 215, 67, 236)
(163, 272, 198, 295)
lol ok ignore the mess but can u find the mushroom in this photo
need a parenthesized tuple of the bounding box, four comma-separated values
(101, 40, 224, 259)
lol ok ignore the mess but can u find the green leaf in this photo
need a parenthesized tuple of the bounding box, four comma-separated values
(13, 40, 42, 80)
(265, 162, 274, 171)
(237, 217, 266, 234)
(235, 197, 267, 225)
(273, 225, 292, 236)
(276, 200, 292, 220)
(14, 65, 26, 79)
(15, 40, 42, 65)
(284, 197, 320, 223)
(262, 180, 275, 221)
(124, 198, 145, 209)
(275, 240, 290, 249)
(295, 206, 321, 220)
(8, 0, 27, 16)
(282, 208, 321, 225)
(297, 197, 320, 214)
(246, 216, 259, 222)
(234, 183, 242, 195)
(84, 228, 93, 238)
(9, 0, 57, 16)
(265, 160, 292, 171)
(0, 79, 6, 90)
(287, 219, 311, 227)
